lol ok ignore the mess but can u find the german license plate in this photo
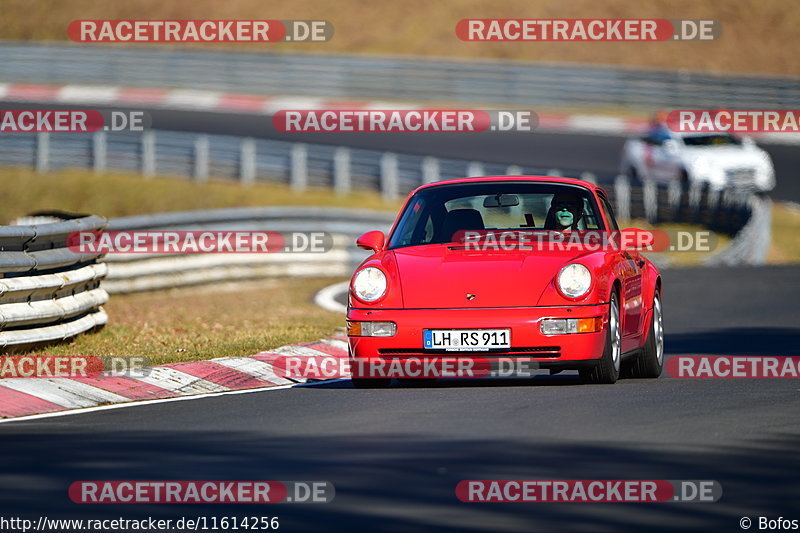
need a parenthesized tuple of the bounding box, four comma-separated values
(423, 329, 511, 351)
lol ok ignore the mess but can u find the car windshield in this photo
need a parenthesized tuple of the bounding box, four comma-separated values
(387, 181, 602, 249)
(682, 134, 742, 146)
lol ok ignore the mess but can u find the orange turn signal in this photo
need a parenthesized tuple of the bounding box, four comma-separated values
(577, 316, 603, 333)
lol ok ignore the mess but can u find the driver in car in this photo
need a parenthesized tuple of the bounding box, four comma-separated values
(545, 193, 584, 232)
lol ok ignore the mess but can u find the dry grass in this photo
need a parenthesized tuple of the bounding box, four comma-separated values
(1, 0, 796, 75)
(767, 202, 800, 264)
(0, 168, 397, 223)
(629, 219, 731, 267)
(37, 278, 344, 365)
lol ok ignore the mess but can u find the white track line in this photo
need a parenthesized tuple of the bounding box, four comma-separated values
(314, 281, 348, 314)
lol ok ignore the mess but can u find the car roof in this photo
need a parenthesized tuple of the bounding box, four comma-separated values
(411, 175, 602, 195)
(676, 131, 737, 138)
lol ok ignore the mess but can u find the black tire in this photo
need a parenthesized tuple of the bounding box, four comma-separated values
(580, 292, 621, 384)
(351, 377, 391, 389)
(625, 292, 664, 379)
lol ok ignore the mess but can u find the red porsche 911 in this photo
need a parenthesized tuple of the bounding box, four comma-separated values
(347, 176, 664, 386)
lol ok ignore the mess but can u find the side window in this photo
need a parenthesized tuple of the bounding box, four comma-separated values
(581, 197, 600, 229)
(599, 196, 620, 231)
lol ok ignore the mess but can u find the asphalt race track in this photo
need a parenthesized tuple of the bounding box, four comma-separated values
(4, 102, 800, 203)
(1, 265, 798, 532)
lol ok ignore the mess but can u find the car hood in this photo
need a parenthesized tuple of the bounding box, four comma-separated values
(682, 146, 769, 169)
(392, 245, 585, 308)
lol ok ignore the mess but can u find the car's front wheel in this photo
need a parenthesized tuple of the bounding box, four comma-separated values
(580, 292, 621, 384)
(625, 292, 664, 379)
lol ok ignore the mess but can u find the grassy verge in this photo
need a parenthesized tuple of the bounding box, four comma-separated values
(767, 202, 800, 264)
(628, 219, 731, 267)
(37, 278, 344, 365)
(0, 168, 397, 222)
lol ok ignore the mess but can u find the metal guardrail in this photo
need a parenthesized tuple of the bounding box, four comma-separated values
(1, 43, 798, 110)
(2, 129, 601, 199)
(0, 215, 108, 350)
(2, 126, 766, 265)
(103, 207, 394, 293)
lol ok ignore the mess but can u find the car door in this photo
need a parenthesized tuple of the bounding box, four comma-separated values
(598, 193, 644, 340)
(641, 132, 676, 183)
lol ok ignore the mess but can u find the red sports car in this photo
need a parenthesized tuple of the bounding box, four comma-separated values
(347, 176, 664, 386)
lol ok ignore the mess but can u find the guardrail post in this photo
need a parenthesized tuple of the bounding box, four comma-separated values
(719, 187, 734, 232)
(92, 131, 107, 174)
(668, 180, 681, 221)
(467, 161, 484, 177)
(643, 179, 657, 224)
(194, 135, 209, 182)
(380, 152, 399, 201)
(704, 187, 720, 229)
(333, 147, 351, 195)
(614, 174, 631, 222)
(35, 132, 50, 174)
(505, 165, 523, 175)
(580, 172, 597, 185)
(141, 130, 156, 178)
(688, 181, 703, 222)
(290, 143, 308, 191)
(422, 156, 439, 184)
(546, 168, 562, 177)
(239, 137, 256, 185)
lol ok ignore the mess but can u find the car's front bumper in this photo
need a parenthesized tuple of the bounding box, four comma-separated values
(347, 304, 609, 370)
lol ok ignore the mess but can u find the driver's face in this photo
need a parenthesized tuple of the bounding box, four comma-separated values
(553, 203, 578, 227)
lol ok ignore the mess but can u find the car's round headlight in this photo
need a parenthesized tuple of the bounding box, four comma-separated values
(353, 267, 387, 302)
(557, 263, 592, 299)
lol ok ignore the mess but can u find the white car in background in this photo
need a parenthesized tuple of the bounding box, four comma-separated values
(620, 131, 775, 191)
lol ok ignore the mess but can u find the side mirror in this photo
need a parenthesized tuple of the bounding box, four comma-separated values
(356, 230, 385, 253)
(663, 139, 680, 154)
